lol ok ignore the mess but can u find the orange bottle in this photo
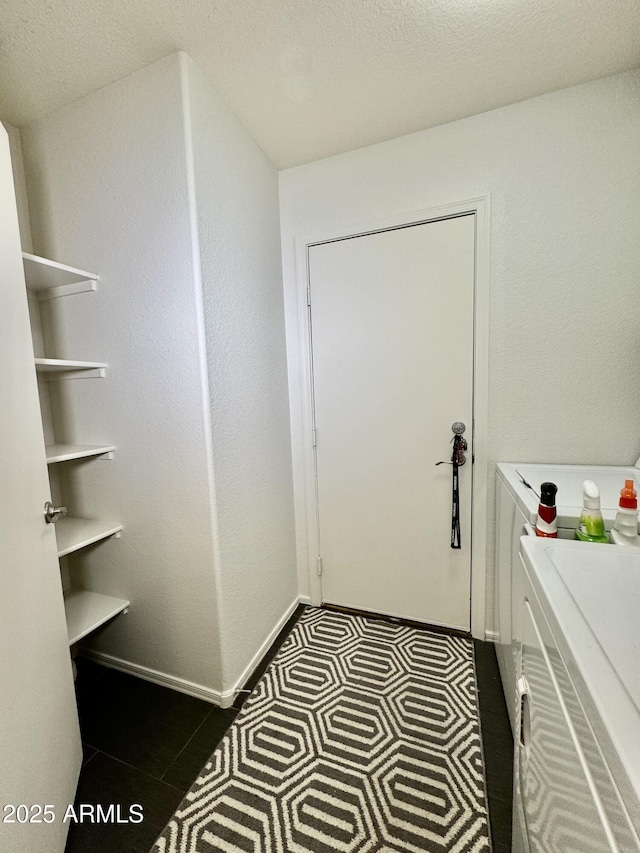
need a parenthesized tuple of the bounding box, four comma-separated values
(611, 479, 640, 546)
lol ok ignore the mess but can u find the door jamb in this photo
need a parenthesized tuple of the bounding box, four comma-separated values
(293, 196, 490, 639)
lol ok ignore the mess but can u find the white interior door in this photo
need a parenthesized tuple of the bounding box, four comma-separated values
(308, 214, 475, 630)
(0, 128, 81, 852)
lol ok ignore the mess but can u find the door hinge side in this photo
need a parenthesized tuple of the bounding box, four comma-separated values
(312, 427, 317, 447)
(307, 284, 311, 307)
(316, 556, 323, 576)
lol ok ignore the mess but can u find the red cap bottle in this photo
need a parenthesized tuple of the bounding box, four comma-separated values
(536, 482, 558, 538)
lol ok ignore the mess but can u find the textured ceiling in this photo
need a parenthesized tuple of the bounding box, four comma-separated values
(1, 0, 639, 168)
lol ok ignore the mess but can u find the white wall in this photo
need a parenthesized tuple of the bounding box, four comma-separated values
(183, 55, 297, 692)
(21, 54, 224, 695)
(20, 51, 298, 701)
(279, 69, 640, 630)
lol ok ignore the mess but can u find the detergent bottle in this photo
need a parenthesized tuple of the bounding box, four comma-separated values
(610, 479, 640, 546)
(575, 480, 609, 543)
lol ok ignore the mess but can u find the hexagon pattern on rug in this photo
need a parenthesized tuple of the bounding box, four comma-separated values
(152, 607, 490, 852)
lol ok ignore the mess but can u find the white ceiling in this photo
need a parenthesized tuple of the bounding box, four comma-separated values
(1, 0, 638, 169)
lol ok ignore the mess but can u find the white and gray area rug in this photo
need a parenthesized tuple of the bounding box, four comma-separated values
(152, 607, 490, 852)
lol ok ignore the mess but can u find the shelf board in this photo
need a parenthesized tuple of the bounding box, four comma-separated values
(55, 517, 123, 558)
(46, 444, 115, 464)
(35, 358, 106, 379)
(23, 252, 98, 298)
(64, 589, 129, 646)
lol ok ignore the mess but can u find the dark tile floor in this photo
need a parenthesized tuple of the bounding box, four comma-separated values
(65, 610, 513, 852)
(65, 605, 304, 853)
(474, 638, 514, 853)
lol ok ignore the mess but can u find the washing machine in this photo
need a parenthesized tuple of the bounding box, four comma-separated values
(494, 459, 640, 731)
(513, 537, 640, 852)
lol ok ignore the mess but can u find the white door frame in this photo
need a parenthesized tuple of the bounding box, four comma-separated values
(293, 196, 490, 639)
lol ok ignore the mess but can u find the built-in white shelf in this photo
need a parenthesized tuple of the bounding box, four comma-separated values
(22, 252, 98, 299)
(55, 517, 123, 558)
(24, 253, 124, 647)
(64, 589, 129, 646)
(35, 358, 107, 379)
(46, 444, 115, 464)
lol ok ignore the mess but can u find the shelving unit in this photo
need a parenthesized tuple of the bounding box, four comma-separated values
(64, 590, 129, 646)
(46, 444, 115, 464)
(24, 251, 128, 643)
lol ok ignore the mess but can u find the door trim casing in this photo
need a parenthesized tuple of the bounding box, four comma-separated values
(292, 196, 490, 639)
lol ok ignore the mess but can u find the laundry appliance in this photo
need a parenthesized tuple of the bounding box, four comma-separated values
(513, 537, 640, 852)
(494, 460, 640, 731)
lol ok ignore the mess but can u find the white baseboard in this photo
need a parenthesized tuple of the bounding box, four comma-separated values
(81, 596, 309, 708)
(218, 596, 306, 707)
(298, 594, 312, 605)
(484, 629, 498, 643)
(79, 649, 224, 705)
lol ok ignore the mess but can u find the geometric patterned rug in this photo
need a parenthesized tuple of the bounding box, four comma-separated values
(151, 607, 491, 852)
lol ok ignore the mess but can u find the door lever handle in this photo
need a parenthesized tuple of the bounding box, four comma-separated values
(44, 501, 67, 524)
(436, 455, 466, 466)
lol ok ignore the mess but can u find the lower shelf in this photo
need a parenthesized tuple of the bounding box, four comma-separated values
(55, 517, 123, 557)
(64, 589, 130, 646)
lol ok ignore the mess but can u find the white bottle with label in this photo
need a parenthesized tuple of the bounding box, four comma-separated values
(610, 479, 640, 546)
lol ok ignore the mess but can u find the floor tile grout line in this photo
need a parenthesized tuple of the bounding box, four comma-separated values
(78, 685, 214, 785)
(159, 708, 224, 783)
(88, 748, 190, 794)
(81, 748, 99, 769)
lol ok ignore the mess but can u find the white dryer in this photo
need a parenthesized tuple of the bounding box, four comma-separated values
(494, 460, 640, 730)
(513, 538, 640, 852)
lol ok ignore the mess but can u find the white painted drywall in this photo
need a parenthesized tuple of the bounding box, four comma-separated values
(21, 54, 224, 693)
(183, 55, 297, 692)
(19, 51, 297, 699)
(279, 69, 640, 631)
